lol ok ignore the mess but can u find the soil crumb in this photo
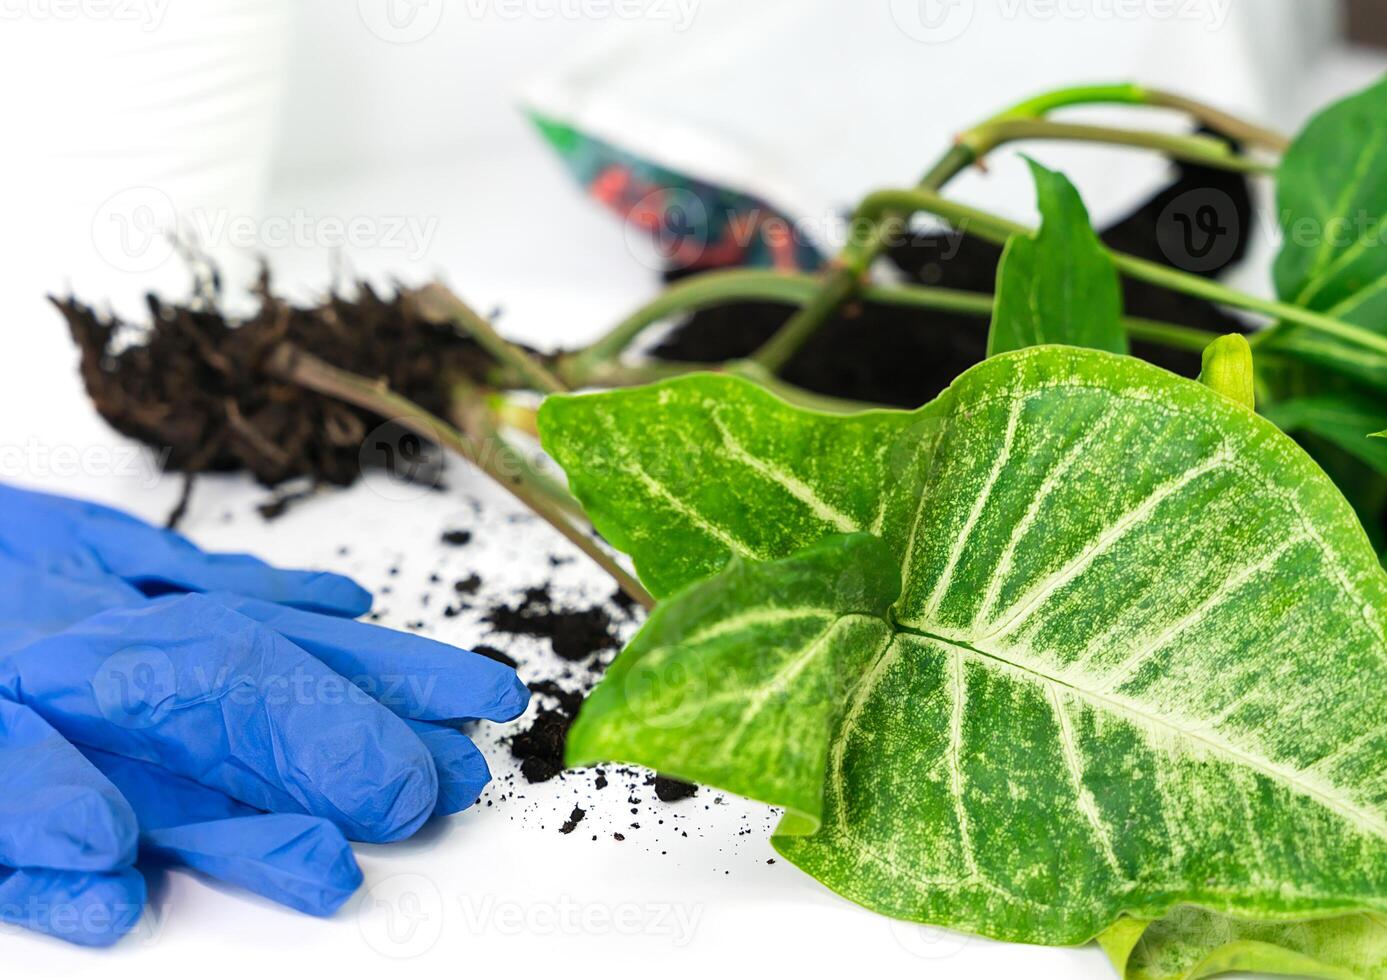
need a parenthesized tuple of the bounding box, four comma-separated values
(559, 806, 586, 834)
(652, 775, 697, 802)
(484, 584, 620, 662)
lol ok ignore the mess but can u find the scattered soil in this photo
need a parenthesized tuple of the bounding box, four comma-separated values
(53, 271, 500, 490)
(471, 644, 519, 670)
(484, 584, 621, 662)
(654, 147, 1255, 407)
(508, 678, 584, 783)
(559, 806, 586, 834)
(652, 775, 697, 802)
(441, 529, 473, 546)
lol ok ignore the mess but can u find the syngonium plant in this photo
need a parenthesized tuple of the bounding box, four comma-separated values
(526, 78, 1387, 979)
(63, 73, 1387, 976)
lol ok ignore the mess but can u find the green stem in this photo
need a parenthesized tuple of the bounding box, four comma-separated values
(567, 265, 1217, 376)
(561, 269, 997, 383)
(267, 343, 653, 609)
(852, 187, 1387, 361)
(1122, 317, 1224, 353)
(412, 282, 568, 395)
(961, 119, 1272, 175)
(748, 84, 1285, 373)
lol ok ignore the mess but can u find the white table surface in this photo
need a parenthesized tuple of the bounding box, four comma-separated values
(3, 44, 1386, 980)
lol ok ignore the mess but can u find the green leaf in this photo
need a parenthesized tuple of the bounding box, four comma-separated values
(1197, 335, 1255, 410)
(1263, 392, 1387, 478)
(543, 347, 1387, 945)
(1268, 76, 1387, 391)
(1099, 909, 1387, 980)
(988, 159, 1127, 358)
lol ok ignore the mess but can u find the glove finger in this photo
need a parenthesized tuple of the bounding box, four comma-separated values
(83, 749, 361, 916)
(0, 483, 371, 617)
(0, 700, 137, 872)
(9, 595, 439, 844)
(208, 594, 530, 723)
(0, 554, 144, 653)
(406, 721, 491, 816)
(0, 866, 145, 948)
(143, 816, 362, 918)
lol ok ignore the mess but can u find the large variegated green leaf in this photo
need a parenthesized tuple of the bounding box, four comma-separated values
(988, 159, 1126, 357)
(1267, 76, 1387, 391)
(1099, 908, 1387, 980)
(542, 347, 1387, 945)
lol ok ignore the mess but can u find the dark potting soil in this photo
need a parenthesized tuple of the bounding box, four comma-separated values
(53, 271, 500, 489)
(653, 147, 1255, 408)
(471, 644, 519, 670)
(652, 775, 697, 802)
(508, 678, 584, 783)
(559, 806, 586, 834)
(484, 584, 621, 663)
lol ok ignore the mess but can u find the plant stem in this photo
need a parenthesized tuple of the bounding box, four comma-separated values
(266, 342, 655, 610)
(452, 384, 589, 524)
(850, 187, 1387, 361)
(561, 269, 996, 381)
(410, 282, 568, 395)
(1139, 89, 1290, 153)
(566, 265, 1217, 377)
(992, 83, 1288, 153)
(748, 84, 1286, 373)
(960, 119, 1272, 175)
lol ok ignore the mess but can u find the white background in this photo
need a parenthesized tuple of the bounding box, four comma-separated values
(0, 1, 1384, 977)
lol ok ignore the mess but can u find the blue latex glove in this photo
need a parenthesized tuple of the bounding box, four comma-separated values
(0, 484, 531, 944)
(0, 698, 146, 947)
(83, 748, 363, 918)
(0, 483, 371, 616)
